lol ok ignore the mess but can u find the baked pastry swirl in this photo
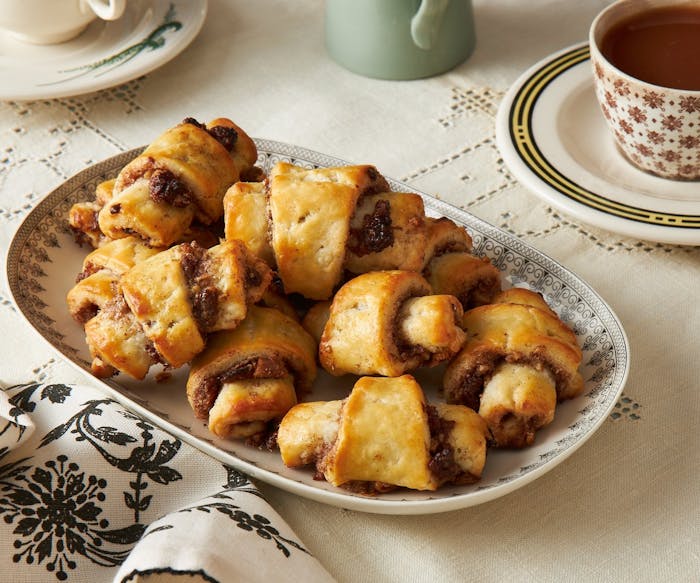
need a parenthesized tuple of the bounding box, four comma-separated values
(69, 117, 257, 249)
(223, 162, 501, 306)
(277, 374, 489, 493)
(187, 305, 317, 439)
(318, 270, 466, 377)
(67, 236, 163, 325)
(225, 162, 391, 299)
(443, 288, 584, 448)
(74, 239, 272, 379)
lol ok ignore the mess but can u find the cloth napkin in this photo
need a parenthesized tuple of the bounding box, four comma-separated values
(0, 381, 335, 583)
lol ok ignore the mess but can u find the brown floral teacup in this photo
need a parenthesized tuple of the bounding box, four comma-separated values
(589, 0, 700, 181)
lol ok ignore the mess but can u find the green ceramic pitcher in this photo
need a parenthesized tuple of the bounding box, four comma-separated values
(325, 0, 476, 80)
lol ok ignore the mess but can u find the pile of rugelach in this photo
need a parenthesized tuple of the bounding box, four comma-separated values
(67, 117, 584, 494)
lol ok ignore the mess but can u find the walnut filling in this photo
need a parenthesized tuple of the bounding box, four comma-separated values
(347, 199, 395, 256)
(179, 241, 219, 332)
(458, 273, 501, 309)
(208, 125, 238, 151)
(450, 350, 572, 411)
(73, 303, 99, 325)
(357, 166, 389, 197)
(149, 168, 193, 207)
(425, 405, 464, 484)
(182, 117, 239, 151)
(192, 356, 290, 419)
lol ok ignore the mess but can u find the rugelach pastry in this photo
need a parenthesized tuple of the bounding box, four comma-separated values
(69, 117, 257, 248)
(318, 270, 465, 377)
(277, 374, 489, 493)
(421, 217, 501, 309)
(75, 239, 271, 379)
(187, 305, 317, 439)
(443, 288, 584, 448)
(223, 162, 501, 306)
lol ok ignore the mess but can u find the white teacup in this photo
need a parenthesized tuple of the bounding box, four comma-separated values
(0, 0, 126, 44)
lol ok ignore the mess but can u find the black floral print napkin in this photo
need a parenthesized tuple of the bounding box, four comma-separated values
(0, 382, 335, 583)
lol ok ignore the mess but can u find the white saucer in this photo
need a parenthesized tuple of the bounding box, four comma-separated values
(0, 0, 207, 101)
(496, 43, 700, 246)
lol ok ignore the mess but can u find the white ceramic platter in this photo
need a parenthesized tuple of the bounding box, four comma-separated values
(496, 43, 700, 246)
(6, 140, 630, 515)
(0, 0, 207, 101)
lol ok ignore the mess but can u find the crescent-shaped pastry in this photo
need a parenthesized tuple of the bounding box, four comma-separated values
(84, 240, 272, 378)
(268, 162, 389, 299)
(277, 375, 489, 492)
(443, 288, 584, 447)
(119, 240, 271, 368)
(186, 306, 317, 439)
(319, 271, 465, 377)
(98, 117, 257, 247)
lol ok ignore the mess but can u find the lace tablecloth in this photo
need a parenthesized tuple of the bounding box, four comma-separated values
(1, 1, 698, 581)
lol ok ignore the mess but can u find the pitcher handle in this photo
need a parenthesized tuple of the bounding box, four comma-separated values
(84, 0, 126, 20)
(410, 0, 450, 50)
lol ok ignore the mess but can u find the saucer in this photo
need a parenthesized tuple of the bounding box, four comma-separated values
(496, 43, 700, 246)
(0, 0, 207, 101)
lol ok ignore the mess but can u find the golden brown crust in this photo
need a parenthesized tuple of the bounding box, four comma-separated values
(99, 118, 256, 247)
(425, 252, 501, 309)
(433, 403, 489, 483)
(492, 287, 556, 315)
(397, 295, 466, 367)
(120, 240, 271, 369)
(208, 376, 298, 439)
(277, 400, 343, 468)
(268, 162, 390, 300)
(120, 243, 206, 367)
(66, 237, 162, 349)
(79, 236, 162, 276)
(278, 375, 490, 492)
(443, 291, 584, 415)
(223, 181, 274, 266)
(319, 271, 430, 376)
(99, 178, 196, 248)
(478, 363, 557, 448)
(95, 178, 116, 206)
(422, 217, 473, 266)
(323, 376, 435, 490)
(83, 295, 156, 380)
(186, 306, 317, 435)
(301, 301, 332, 345)
(69, 201, 104, 248)
(319, 271, 464, 377)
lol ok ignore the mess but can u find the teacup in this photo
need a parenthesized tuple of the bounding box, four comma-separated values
(0, 0, 126, 45)
(589, 0, 700, 181)
(325, 0, 476, 80)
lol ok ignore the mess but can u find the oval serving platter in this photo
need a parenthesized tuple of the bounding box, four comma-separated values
(6, 139, 630, 515)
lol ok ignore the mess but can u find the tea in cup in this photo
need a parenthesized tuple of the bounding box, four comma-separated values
(589, 0, 700, 180)
(0, 0, 126, 44)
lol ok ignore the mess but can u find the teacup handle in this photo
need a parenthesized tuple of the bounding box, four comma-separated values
(84, 0, 126, 21)
(410, 0, 450, 50)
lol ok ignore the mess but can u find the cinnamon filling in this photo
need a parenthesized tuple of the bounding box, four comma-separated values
(180, 242, 219, 332)
(347, 199, 395, 256)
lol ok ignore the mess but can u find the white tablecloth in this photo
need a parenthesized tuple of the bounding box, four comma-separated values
(1, 1, 698, 581)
